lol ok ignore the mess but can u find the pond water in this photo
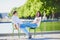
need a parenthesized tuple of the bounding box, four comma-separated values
(0, 23, 13, 34)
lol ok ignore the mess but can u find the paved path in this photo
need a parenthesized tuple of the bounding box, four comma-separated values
(0, 33, 60, 40)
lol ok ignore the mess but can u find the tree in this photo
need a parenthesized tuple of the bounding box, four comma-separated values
(9, 0, 60, 19)
(16, 0, 43, 18)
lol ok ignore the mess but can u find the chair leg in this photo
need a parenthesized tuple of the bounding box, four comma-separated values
(29, 28, 30, 32)
(12, 28, 14, 36)
(34, 28, 36, 37)
(12, 29, 14, 39)
(18, 29, 20, 38)
(29, 28, 36, 38)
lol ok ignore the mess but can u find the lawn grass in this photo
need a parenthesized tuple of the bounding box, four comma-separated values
(30, 21, 60, 32)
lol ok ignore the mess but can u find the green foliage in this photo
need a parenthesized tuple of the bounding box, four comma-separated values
(9, 0, 60, 18)
(40, 0, 60, 15)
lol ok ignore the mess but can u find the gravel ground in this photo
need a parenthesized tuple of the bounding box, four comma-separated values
(0, 33, 60, 40)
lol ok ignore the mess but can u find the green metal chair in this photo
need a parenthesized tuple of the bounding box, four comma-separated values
(12, 23, 20, 38)
(29, 27, 36, 37)
(29, 19, 41, 37)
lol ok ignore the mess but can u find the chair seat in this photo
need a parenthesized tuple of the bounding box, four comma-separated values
(30, 27, 36, 29)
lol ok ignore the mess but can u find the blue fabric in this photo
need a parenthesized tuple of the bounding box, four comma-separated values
(20, 24, 27, 28)
(19, 22, 37, 36)
(25, 22, 37, 28)
(20, 28, 29, 36)
(20, 22, 37, 28)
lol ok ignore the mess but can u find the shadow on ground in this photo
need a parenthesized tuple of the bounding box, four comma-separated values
(28, 38, 60, 40)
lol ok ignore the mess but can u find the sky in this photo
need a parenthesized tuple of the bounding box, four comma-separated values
(0, 0, 27, 13)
